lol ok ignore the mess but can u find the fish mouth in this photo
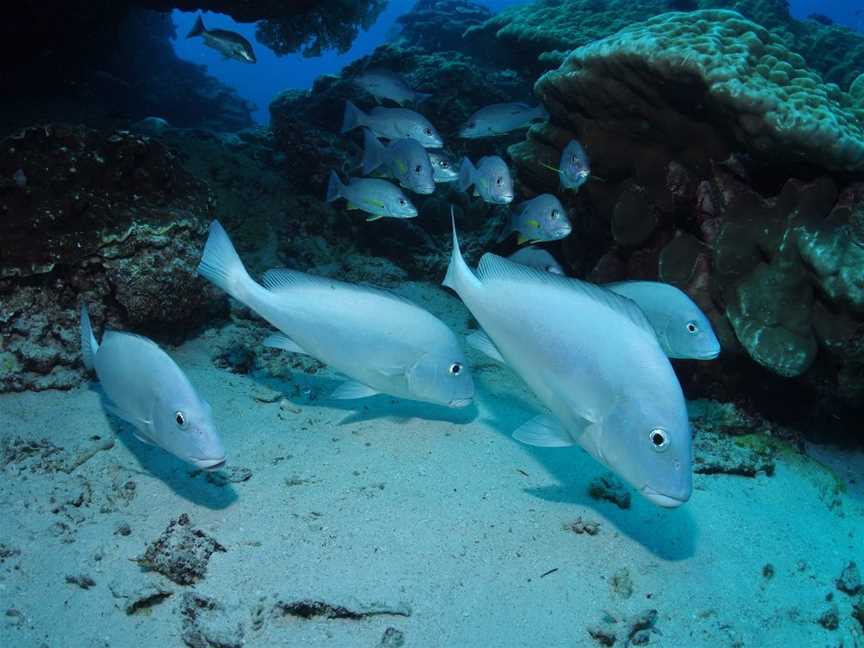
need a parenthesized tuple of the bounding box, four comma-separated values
(448, 398, 473, 408)
(195, 457, 227, 472)
(497, 193, 515, 204)
(696, 347, 721, 360)
(641, 486, 688, 508)
(552, 227, 572, 238)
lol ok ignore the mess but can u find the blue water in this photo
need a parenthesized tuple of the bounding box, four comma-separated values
(172, 0, 863, 126)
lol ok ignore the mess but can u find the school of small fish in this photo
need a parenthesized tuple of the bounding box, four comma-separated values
(79, 62, 721, 508)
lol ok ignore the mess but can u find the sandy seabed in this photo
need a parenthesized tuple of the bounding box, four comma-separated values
(1, 282, 862, 648)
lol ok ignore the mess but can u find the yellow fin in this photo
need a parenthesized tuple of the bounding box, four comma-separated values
(368, 198, 385, 208)
(346, 203, 359, 210)
(517, 235, 532, 245)
(526, 219, 540, 229)
(395, 159, 407, 175)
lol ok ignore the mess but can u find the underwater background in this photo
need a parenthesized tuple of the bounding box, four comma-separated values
(1, 1, 864, 646)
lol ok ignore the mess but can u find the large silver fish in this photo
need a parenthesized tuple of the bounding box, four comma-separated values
(458, 103, 548, 138)
(198, 221, 474, 409)
(443, 217, 692, 507)
(361, 129, 435, 195)
(458, 156, 514, 205)
(341, 101, 443, 148)
(326, 171, 417, 221)
(186, 16, 256, 64)
(80, 306, 225, 470)
(352, 69, 431, 106)
(503, 194, 571, 244)
(605, 281, 720, 360)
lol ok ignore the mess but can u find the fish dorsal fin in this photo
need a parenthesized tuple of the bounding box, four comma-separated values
(512, 414, 575, 447)
(262, 268, 341, 293)
(263, 268, 417, 309)
(476, 254, 655, 336)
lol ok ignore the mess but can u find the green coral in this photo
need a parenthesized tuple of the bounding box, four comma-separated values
(536, 10, 864, 172)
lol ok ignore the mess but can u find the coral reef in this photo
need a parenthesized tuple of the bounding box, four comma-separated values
(510, 10, 864, 425)
(466, 0, 864, 90)
(0, 125, 222, 392)
(395, 0, 492, 53)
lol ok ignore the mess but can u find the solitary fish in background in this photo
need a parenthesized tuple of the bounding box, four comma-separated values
(502, 194, 572, 245)
(558, 139, 591, 191)
(341, 101, 443, 148)
(197, 221, 474, 409)
(326, 171, 417, 221)
(604, 281, 720, 360)
(458, 102, 548, 138)
(80, 305, 226, 471)
(361, 129, 435, 195)
(428, 150, 459, 183)
(507, 247, 564, 275)
(352, 69, 432, 106)
(458, 156, 514, 205)
(443, 216, 692, 507)
(186, 15, 256, 64)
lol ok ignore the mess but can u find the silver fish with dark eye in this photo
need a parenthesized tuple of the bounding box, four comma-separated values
(443, 214, 692, 508)
(186, 15, 256, 64)
(80, 306, 226, 471)
(198, 221, 475, 410)
(458, 156, 514, 205)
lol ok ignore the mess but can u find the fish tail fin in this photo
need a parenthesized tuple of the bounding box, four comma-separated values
(414, 91, 433, 105)
(325, 170, 344, 202)
(457, 158, 475, 193)
(80, 304, 99, 371)
(443, 207, 481, 295)
(187, 15, 206, 39)
(341, 100, 365, 134)
(361, 129, 386, 175)
(197, 220, 254, 302)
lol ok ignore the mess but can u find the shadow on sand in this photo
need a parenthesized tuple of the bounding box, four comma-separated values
(475, 370, 698, 561)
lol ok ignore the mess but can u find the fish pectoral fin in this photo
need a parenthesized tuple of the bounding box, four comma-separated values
(512, 415, 574, 448)
(526, 219, 540, 229)
(330, 380, 381, 400)
(101, 398, 150, 428)
(466, 330, 505, 363)
(132, 431, 156, 446)
(366, 214, 384, 222)
(516, 235, 534, 245)
(262, 333, 308, 355)
(346, 202, 360, 210)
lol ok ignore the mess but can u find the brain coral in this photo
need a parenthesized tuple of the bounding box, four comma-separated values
(536, 10, 864, 173)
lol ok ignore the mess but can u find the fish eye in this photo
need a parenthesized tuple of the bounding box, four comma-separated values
(424, 127, 432, 135)
(399, 198, 407, 205)
(439, 160, 448, 168)
(551, 209, 560, 220)
(496, 177, 502, 185)
(415, 164, 422, 173)
(686, 321, 699, 334)
(449, 362, 463, 376)
(175, 411, 188, 429)
(649, 428, 669, 451)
